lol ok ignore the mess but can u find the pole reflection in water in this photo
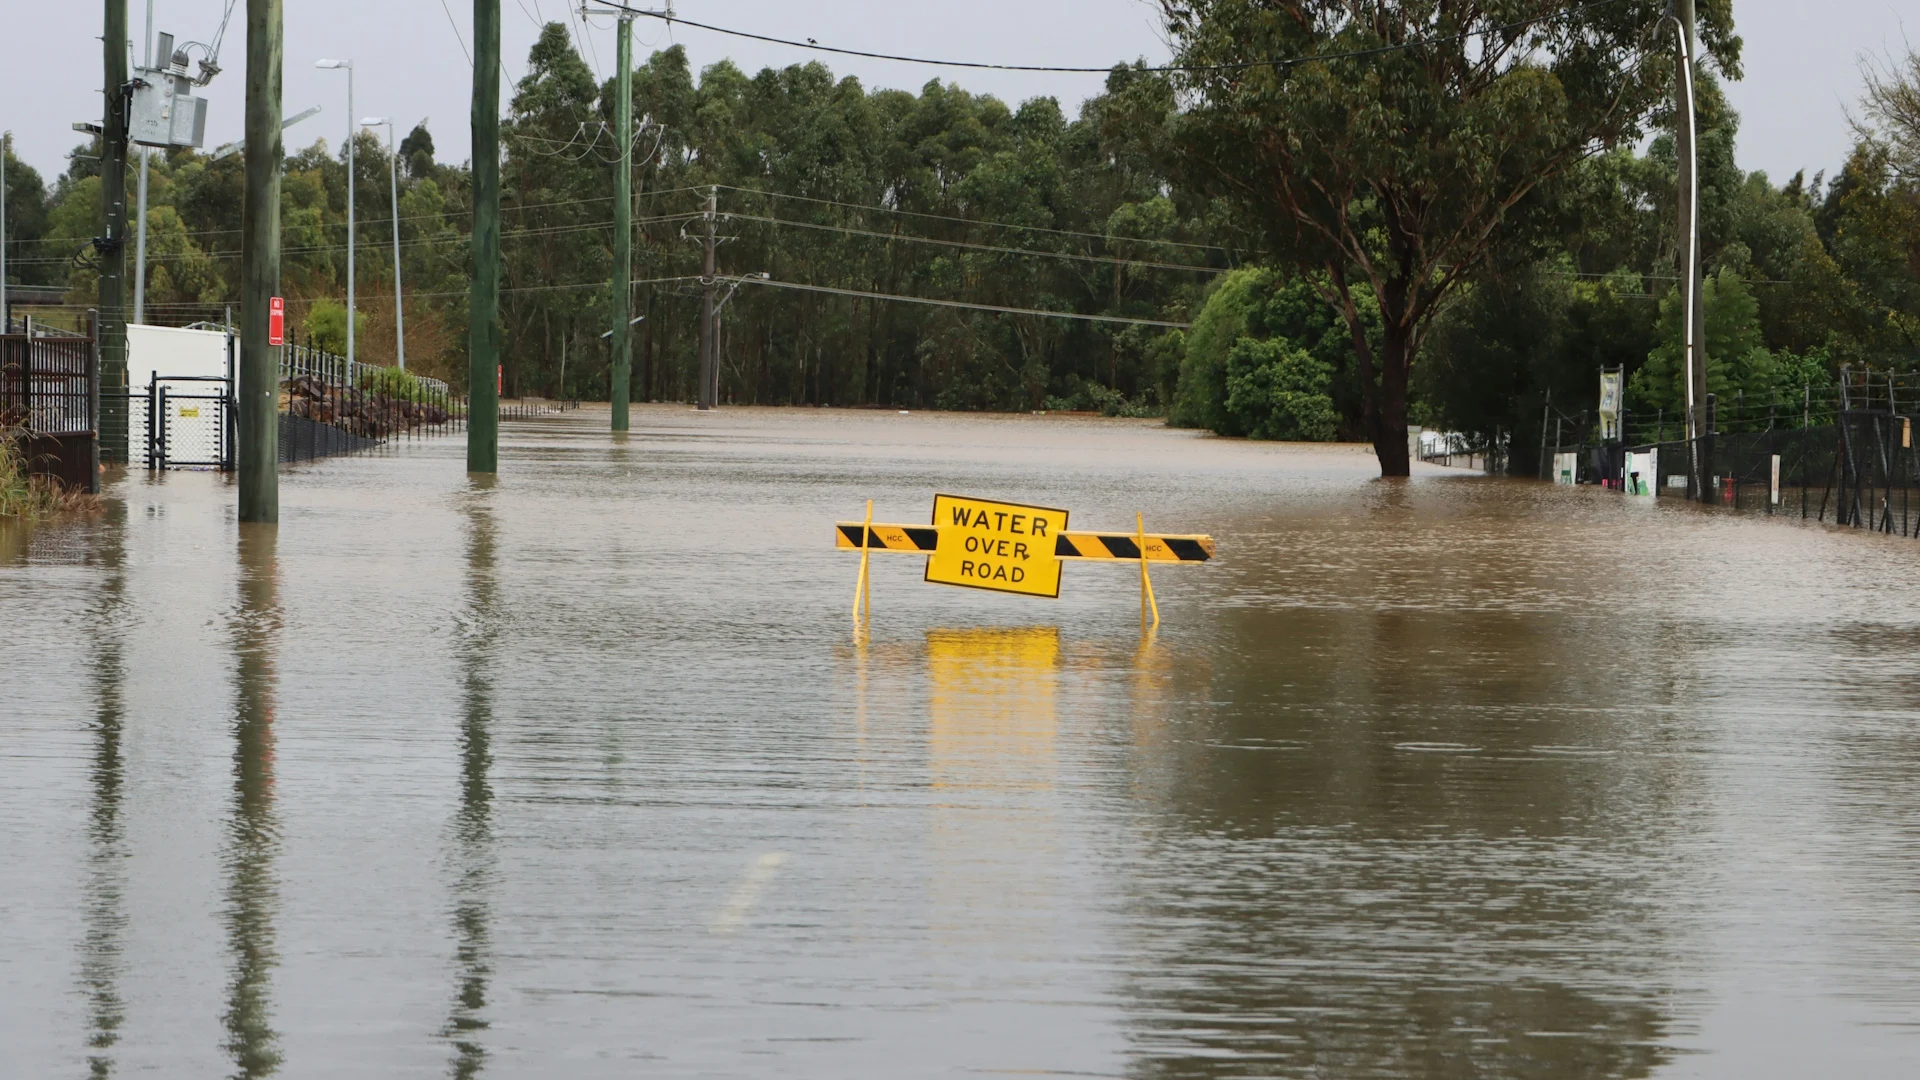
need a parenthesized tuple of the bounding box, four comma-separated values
(924, 628, 1061, 946)
(223, 524, 283, 1078)
(80, 506, 129, 1078)
(445, 477, 498, 1077)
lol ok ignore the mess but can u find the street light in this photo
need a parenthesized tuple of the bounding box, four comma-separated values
(362, 116, 405, 371)
(315, 58, 355, 371)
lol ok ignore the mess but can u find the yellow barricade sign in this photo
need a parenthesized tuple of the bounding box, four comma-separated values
(835, 493, 1214, 612)
(924, 494, 1069, 598)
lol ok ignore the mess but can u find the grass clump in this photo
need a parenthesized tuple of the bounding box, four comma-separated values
(1, 429, 101, 520)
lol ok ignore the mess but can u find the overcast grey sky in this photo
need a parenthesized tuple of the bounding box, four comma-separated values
(1, 2, 1912, 188)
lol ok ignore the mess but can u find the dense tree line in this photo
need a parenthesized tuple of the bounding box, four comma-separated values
(3, 11, 1918, 474)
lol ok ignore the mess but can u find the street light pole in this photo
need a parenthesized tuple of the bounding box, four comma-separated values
(316, 58, 354, 372)
(133, 0, 153, 325)
(1, 131, 9, 333)
(363, 117, 405, 370)
(1669, 1, 1708, 501)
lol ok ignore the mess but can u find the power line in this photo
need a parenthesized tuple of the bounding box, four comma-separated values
(6, 211, 704, 266)
(584, 0, 1630, 75)
(565, 0, 601, 82)
(716, 185, 1232, 254)
(725, 211, 1225, 274)
(6, 186, 715, 249)
(730, 276, 1190, 328)
(438, 0, 473, 65)
(24, 274, 706, 314)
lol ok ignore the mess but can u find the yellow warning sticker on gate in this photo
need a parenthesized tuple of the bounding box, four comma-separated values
(924, 493, 1069, 598)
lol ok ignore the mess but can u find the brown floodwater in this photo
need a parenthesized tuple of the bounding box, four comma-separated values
(5, 405, 1920, 1078)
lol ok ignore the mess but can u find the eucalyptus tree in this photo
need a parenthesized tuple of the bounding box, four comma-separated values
(502, 23, 612, 398)
(1158, 0, 1740, 474)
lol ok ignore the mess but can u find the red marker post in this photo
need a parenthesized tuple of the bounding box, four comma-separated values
(268, 296, 285, 346)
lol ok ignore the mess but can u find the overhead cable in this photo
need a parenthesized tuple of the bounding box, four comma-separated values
(584, 0, 1629, 75)
(730, 276, 1190, 328)
(726, 211, 1225, 274)
(716, 185, 1232, 254)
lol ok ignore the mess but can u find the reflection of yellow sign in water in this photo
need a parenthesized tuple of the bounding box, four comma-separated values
(924, 494, 1069, 599)
(926, 628, 1060, 791)
(924, 627, 1062, 943)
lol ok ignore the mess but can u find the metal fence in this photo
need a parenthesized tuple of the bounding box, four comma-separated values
(280, 333, 452, 399)
(1542, 370, 1920, 538)
(1, 320, 99, 492)
(278, 340, 465, 465)
(1419, 429, 1509, 474)
(500, 399, 582, 421)
(147, 375, 233, 470)
(93, 334, 467, 470)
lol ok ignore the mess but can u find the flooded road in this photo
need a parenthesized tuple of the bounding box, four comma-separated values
(5, 405, 1920, 1078)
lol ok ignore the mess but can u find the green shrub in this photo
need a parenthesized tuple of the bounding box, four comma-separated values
(356, 365, 425, 398)
(1173, 267, 1369, 438)
(1170, 267, 1272, 431)
(1044, 377, 1159, 417)
(305, 299, 369, 355)
(1223, 337, 1338, 441)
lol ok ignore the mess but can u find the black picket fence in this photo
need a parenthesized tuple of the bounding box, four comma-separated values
(499, 398, 582, 421)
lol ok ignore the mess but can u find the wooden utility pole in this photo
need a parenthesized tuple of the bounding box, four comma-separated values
(237, 0, 282, 523)
(467, 0, 500, 473)
(697, 186, 716, 410)
(100, 0, 130, 462)
(1674, 0, 1709, 501)
(610, 14, 633, 432)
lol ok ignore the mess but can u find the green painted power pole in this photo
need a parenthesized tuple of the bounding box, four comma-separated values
(237, 0, 283, 523)
(610, 13, 633, 432)
(99, 0, 130, 462)
(467, 0, 501, 473)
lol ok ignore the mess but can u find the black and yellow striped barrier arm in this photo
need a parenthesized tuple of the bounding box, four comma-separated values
(836, 523, 1213, 562)
(835, 522, 939, 552)
(1055, 531, 1214, 562)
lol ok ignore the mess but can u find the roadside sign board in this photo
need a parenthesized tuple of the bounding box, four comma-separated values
(924, 494, 1069, 598)
(836, 495, 1212, 615)
(268, 296, 284, 346)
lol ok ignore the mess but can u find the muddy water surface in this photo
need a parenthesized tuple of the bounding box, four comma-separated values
(5, 406, 1920, 1078)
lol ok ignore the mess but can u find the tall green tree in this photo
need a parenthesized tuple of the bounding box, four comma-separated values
(1158, 0, 1740, 474)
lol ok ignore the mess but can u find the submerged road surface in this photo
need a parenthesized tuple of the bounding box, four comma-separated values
(5, 406, 1920, 1078)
